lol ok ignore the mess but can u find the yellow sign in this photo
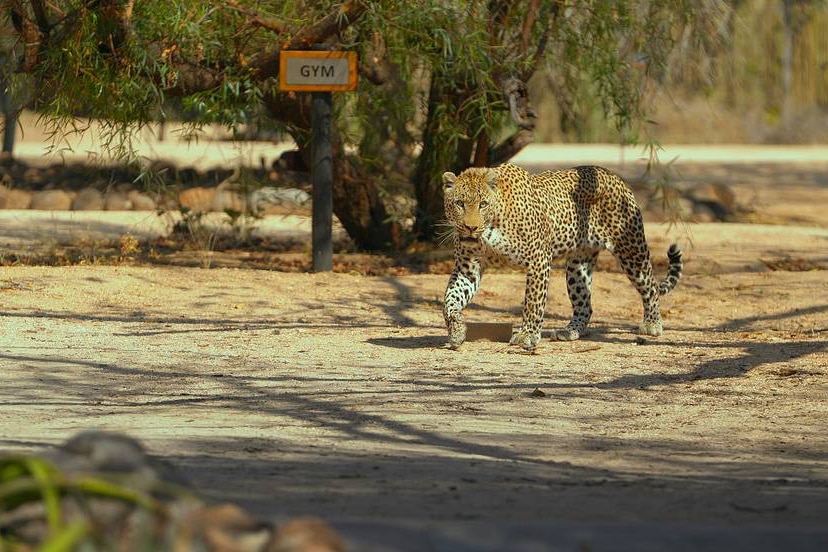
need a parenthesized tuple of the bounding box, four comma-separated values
(279, 51, 358, 92)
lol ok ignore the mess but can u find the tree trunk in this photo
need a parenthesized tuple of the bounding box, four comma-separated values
(412, 75, 457, 241)
(265, 92, 401, 251)
(413, 67, 489, 241)
(1, 83, 15, 157)
(332, 151, 402, 251)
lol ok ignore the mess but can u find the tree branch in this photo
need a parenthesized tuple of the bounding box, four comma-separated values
(286, 0, 367, 50)
(221, 0, 288, 34)
(359, 32, 393, 85)
(167, 61, 223, 96)
(29, 0, 51, 34)
(502, 77, 536, 129)
(520, 0, 562, 82)
(7, 0, 44, 71)
(97, 0, 136, 53)
(251, 0, 367, 81)
(519, 0, 540, 52)
(488, 128, 533, 166)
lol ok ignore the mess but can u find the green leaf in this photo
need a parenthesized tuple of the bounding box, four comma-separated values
(37, 522, 89, 552)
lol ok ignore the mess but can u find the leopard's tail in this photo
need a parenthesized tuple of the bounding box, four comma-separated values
(658, 244, 683, 296)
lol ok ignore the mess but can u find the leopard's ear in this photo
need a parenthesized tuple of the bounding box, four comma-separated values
(442, 172, 457, 190)
(486, 170, 498, 191)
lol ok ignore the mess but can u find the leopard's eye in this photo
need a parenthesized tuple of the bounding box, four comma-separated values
(454, 200, 464, 209)
(479, 200, 489, 208)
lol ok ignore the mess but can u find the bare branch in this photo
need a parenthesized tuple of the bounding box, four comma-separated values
(519, 0, 540, 52)
(488, 77, 537, 165)
(359, 32, 393, 85)
(520, 0, 562, 82)
(488, 128, 534, 166)
(502, 77, 536, 129)
(473, 132, 489, 167)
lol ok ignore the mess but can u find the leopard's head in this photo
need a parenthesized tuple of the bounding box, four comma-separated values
(442, 168, 500, 243)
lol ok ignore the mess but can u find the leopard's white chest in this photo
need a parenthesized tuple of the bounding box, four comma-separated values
(481, 227, 522, 264)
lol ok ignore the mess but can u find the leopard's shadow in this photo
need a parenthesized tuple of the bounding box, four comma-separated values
(366, 335, 447, 350)
(366, 327, 638, 350)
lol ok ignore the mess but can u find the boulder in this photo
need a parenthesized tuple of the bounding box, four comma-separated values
(72, 187, 105, 210)
(249, 187, 311, 214)
(0, 431, 346, 552)
(179, 187, 216, 212)
(127, 190, 157, 211)
(0, 185, 32, 209)
(104, 190, 132, 210)
(30, 189, 73, 210)
(212, 189, 247, 213)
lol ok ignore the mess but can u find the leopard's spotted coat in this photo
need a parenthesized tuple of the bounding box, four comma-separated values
(442, 163, 683, 350)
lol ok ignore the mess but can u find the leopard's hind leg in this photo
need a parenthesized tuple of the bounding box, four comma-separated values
(554, 249, 600, 341)
(615, 238, 662, 337)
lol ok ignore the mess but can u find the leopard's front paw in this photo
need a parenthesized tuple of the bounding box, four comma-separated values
(638, 320, 663, 337)
(509, 328, 540, 351)
(446, 316, 467, 349)
(553, 327, 581, 341)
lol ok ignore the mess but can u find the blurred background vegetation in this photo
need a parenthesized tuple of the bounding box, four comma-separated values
(532, 0, 828, 144)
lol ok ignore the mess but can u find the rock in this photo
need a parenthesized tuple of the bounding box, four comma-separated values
(0, 185, 32, 209)
(687, 182, 736, 219)
(249, 187, 311, 214)
(30, 189, 72, 210)
(72, 187, 105, 210)
(212, 189, 247, 213)
(0, 432, 345, 552)
(127, 190, 157, 211)
(179, 187, 216, 212)
(691, 202, 721, 222)
(274, 150, 308, 172)
(267, 517, 346, 552)
(183, 504, 272, 552)
(104, 190, 132, 210)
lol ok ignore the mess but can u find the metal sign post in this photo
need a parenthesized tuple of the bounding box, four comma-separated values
(310, 91, 333, 272)
(279, 50, 358, 272)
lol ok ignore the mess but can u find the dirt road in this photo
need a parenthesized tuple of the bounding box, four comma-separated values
(2, 226, 827, 549)
(2, 140, 828, 549)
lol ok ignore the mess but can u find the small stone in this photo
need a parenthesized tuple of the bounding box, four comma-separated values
(127, 190, 157, 211)
(530, 387, 546, 397)
(72, 188, 105, 210)
(268, 517, 346, 552)
(179, 187, 216, 212)
(104, 190, 132, 210)
(211, 189, 246, 213)
(30, 189, 72, 210)
(0, 186, 32, 209)
(249, 186, 310, 214)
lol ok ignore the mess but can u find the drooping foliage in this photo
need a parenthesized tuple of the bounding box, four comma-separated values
(2, 1, 731, 249)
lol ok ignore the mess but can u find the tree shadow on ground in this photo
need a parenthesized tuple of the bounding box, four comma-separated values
(367, 335, 447, 349)
(3, 345, 828, 550)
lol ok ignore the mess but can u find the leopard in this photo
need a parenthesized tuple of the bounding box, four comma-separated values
(442, 163, 683, 350)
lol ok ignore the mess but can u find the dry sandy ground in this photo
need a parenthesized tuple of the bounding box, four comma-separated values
(2, 138, 828, 549)
(1, 230, 827, 550)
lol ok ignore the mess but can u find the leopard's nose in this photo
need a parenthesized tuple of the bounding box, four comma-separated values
(463, 224, 479, 234)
